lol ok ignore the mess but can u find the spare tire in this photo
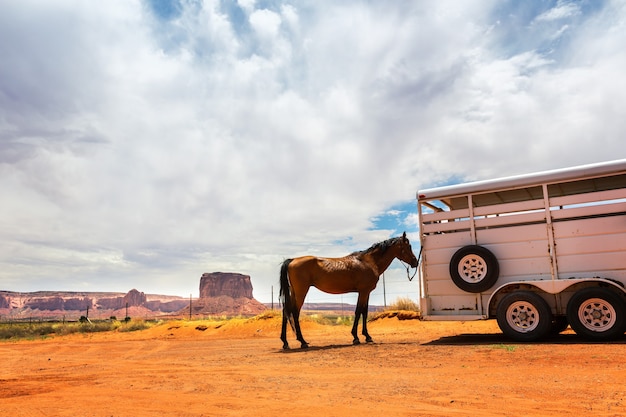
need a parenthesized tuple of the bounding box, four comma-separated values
(449, 245, 499, 293)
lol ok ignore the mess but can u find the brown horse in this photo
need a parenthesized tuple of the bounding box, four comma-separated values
(279, 232, 418, 349)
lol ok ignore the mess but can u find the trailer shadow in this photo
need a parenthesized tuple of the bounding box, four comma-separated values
(424, 333, 626, 346)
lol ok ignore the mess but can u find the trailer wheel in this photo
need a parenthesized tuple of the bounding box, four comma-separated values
(496, 291, 553, 342)
(449, 245, 499, 293)
(566, 287, 626, 341)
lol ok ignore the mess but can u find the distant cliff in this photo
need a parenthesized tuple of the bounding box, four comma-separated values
(199, 272, 254, 298)
(189, 272, 266, 316)
(0, 289, 188, 319)
(0, 272, 268, 319)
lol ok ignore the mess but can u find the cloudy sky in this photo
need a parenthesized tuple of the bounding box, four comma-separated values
(1, 0, 625, 305)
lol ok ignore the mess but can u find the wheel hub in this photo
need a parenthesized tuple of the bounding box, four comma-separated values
(591, 309, 603, 320)
(579, 298, 615, 331)
(459, 256, 487, 283)
(506, 302, 538, 332)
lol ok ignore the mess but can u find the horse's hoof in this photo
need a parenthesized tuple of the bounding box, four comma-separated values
(283, 345, 290, 350)
(365, 337, 374, 343)
(353, 339, 361, 345)
(300, 343, 309, 349)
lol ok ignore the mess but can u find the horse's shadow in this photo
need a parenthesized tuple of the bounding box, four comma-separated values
(276, 342, 380, 353)
(276, 333, 626, 351)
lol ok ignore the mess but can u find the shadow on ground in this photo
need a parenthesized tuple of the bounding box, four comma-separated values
(424, 332, 626, 346)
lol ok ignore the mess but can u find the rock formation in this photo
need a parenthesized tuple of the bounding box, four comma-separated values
(199, 272, 254, 298)
(191, 272, 266, 316)
(99, 289, 147, 310)
(0, 290, 188, 319)
(0, 273, 267, 319)
(0, 294, 10, 309)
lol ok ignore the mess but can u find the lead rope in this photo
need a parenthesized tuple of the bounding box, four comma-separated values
(401, 246, 422, 282)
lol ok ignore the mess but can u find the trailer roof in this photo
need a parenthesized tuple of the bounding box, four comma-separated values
(417, 159, 626, 201)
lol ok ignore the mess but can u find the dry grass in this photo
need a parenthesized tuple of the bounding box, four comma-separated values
(0, 305, 420, 341)
(0, 319, 156, 340)
(387, 297, 420, 312)
(369, 297, 421, 322)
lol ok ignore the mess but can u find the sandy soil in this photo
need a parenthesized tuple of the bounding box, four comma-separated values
(1, 316, 625, 417)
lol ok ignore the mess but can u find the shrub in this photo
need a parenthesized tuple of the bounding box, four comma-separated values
(387, 297, 420, 312)
(253, 310, 281, 320)
(118, 319, 153, 332)
(78, 321, 116, 333)
(0, 319, 158, 340)
(0, 323, 55, 339)
(304, 313, 353, 326)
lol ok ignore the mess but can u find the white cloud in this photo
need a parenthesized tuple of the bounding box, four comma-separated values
(0, 0, 625, 305)
(237, 0, 256, 15)
(249, 9, 281, 39)
(535, 1, 581, 22)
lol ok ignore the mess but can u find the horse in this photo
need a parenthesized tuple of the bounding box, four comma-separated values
(279, 232, 418, 349)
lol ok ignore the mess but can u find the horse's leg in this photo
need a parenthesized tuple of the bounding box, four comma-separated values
(293, 312, 309, 349)
(293, 287, 310, 349)
(352, 292, 373, 344)
(351, 303, 363, 345)
(280, 305, 290, 350)
(360, 294, 373, 343)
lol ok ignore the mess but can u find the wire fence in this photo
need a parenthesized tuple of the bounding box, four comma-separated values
(0, 269, 420, 324)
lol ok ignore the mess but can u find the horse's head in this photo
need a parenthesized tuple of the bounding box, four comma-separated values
(396, 232, 418, 268)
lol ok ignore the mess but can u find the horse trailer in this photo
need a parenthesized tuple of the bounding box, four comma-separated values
(416, 159, 626, 341)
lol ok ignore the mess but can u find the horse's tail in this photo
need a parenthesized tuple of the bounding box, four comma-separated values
(279, 258, 296, 332)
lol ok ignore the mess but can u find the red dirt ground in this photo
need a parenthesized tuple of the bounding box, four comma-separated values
(1, 316, 625, 417)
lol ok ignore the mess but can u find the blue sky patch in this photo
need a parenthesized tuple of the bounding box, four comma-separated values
(145, 0, 183, 21)
(370, 200, 418, 235)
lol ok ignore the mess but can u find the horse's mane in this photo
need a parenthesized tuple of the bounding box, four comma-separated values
(350, 237, 401, 257)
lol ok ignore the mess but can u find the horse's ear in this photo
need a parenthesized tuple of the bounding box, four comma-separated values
(402, 231, 407, 240)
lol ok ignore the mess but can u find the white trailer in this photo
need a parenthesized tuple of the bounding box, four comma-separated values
(416, 159, 626, 341)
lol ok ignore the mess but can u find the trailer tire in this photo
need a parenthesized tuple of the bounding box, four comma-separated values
(449, 245, 499, 293)
(496, 291, 553, 342)
(566, 287, 626, 341)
